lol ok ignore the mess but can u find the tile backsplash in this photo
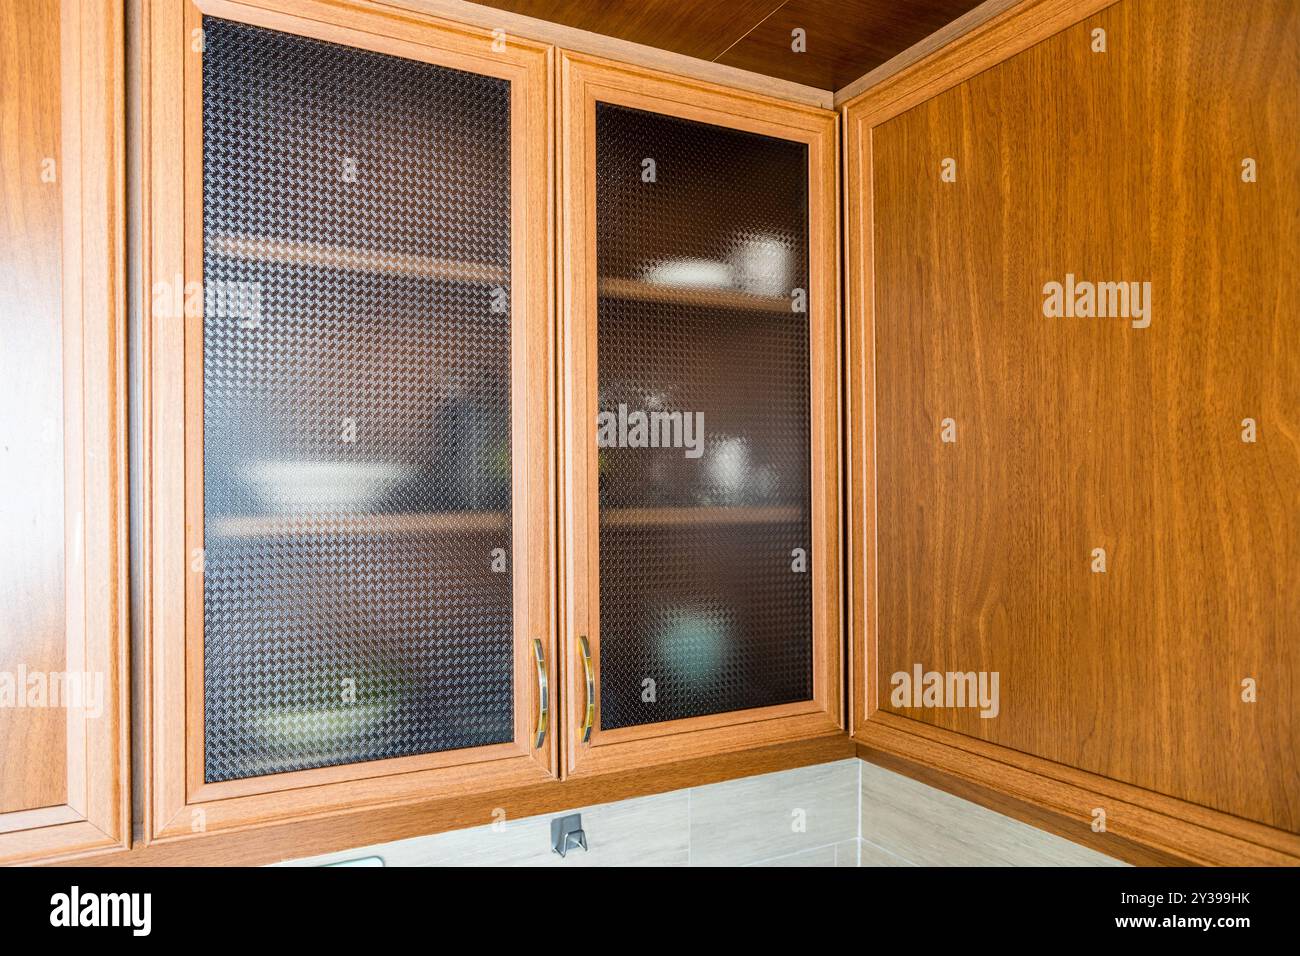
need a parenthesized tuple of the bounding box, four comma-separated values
(858, 761, 1126, 867)
(278, 758, 1125, 867)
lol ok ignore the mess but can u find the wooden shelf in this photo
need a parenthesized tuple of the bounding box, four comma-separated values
(209, 511, 509, 539)
(210, 507, 800, 538)
(598, 277, 794, 313)
(601, 505, 803, 527)
(208, 234, 508, 285)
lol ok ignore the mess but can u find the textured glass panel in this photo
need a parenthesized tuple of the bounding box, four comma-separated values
(201, 18, 513, 782)
(595, 103, 812, 729)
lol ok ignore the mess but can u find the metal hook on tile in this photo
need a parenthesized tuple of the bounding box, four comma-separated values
(551, 813, 588, 858)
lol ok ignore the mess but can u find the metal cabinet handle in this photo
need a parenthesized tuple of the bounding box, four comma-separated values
(532, 638, 548, 750)
(578, 635, 594, 744)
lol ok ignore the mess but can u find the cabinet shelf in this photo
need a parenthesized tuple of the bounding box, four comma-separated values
(601, 505, 803, 527)
(598, 277, 793, 313)
(209, 506, 802, 538)
(208, 511, 509, 539)
(208, 234, 508, 285)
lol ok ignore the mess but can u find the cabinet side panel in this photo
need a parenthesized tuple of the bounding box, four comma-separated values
(0, 0, 69, 815)
(867, 0, 1300, 831)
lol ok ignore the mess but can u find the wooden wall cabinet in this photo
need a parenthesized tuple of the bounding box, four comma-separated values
(21, 0, 1286, 867)
(140, 1, 842, 845)
(0, 0, 129, 865)
(845, 0, 1300, 865)
(558, 53, 843, 777)
(140, 0, 555, 841)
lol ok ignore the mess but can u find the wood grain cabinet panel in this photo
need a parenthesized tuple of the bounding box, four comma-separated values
(845, 0, 1300, 861)
(0, 0, 129, 864)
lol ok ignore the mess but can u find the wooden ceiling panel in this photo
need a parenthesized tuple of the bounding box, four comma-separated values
(467, 0, 990, 91)
(717, 0, 990, 90)
(467, 0, 784, 62)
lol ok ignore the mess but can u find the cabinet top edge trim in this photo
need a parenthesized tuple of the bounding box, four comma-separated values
(372, 0, 832, 109)
(559, 49, 837, 124)
(838, 0, 1118, 124)
(192, 0, 552, 74)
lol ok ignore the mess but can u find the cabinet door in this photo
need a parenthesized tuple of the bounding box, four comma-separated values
(0, 0, 128, 864)
(143, 0, 554, 840)
(559, 53, 841, 776)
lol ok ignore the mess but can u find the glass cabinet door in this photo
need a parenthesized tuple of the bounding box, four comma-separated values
(146, 0, 553, 839)
(560, 54, 841, 775)
(199, 18, 516, 782)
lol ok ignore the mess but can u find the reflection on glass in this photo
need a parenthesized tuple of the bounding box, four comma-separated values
(594, 103, 813, 729)
(201, 19, 514, 782)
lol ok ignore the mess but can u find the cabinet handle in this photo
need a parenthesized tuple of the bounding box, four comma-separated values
(578, 635, 595, 744)
(532, 638, 548, 750)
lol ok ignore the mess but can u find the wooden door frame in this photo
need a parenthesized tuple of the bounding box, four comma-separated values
(843, 0, 1300, 866)
(0, 0, 130, 866)
(557, 51, 843, 779)
(140, 0, 556, 843)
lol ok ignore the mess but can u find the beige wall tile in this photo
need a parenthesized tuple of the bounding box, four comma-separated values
(280, 790, 689, 867)
(747, 843, 838, 866)
(859, 761, 1126, 867)
(688, 758, 859, 866)
(277, 756, 1129, 868)
(859, 838, 915, 866)
(834, 839, 864, 866)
